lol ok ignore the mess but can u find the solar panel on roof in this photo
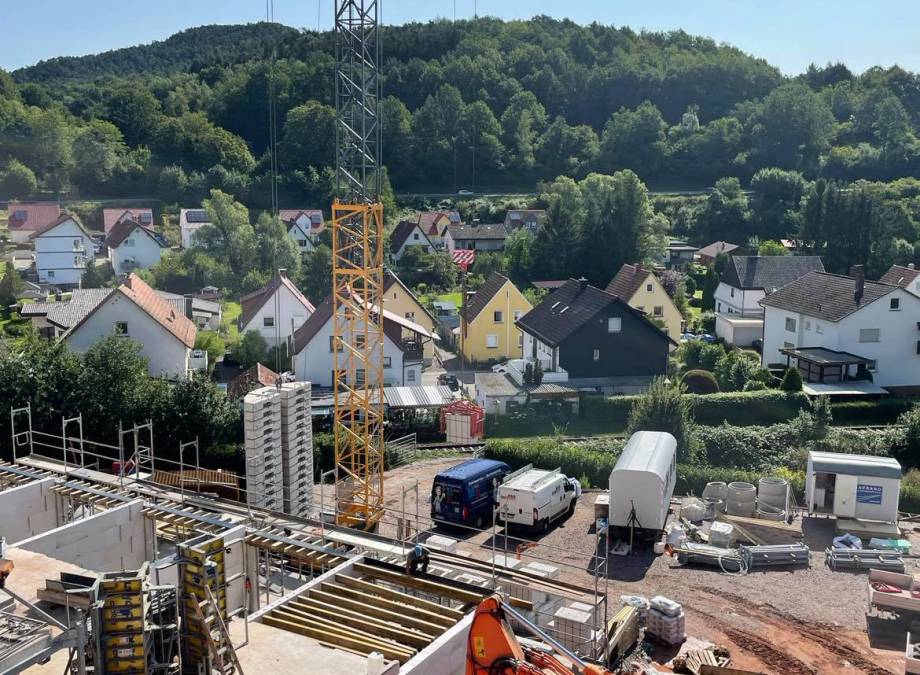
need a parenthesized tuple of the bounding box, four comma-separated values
(140, 213, 152, 223)
(186, 210, 209, 223)
(13, 210, 26, 219)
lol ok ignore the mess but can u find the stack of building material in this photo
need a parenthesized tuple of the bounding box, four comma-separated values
(605, 605, 640, 663)
(869, 537, 911, 554)
(424, 535, 458, 553)
(716, 513, 803, 545)
(673, 542, 744, 572)
(487, 553, 521, 570)
(243, 387, 283, 511)
(647, 596, 685, 645)
(708, 521, 734, 548)
(740, 543, 809, 570)
(594, 493, 609, 520)
(279, 381, 313, 517)
(673, 646, 732, 674)
(620, 595, 649, 625)
(825, 547, 904, 572)
(906, 632, 920, 675)
(552, 604, 597, 654)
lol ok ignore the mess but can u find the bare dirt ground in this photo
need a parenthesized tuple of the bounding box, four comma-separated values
(381, 456, 911, 674)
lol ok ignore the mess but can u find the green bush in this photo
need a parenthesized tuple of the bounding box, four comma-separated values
(682, 369, 719, 394)
(680, 341, 725, 371)
(692, 390, 809, 426)
(831, 398, 917, 425)
(485, 437, 621, 488)
(780, 367, 803, 391)
(627, 378, 697, 461)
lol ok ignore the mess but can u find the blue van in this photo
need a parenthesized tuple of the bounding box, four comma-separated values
(431, 458, 510, 529)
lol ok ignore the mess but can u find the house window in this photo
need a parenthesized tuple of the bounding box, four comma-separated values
(383, 356, 392, 368)
(785, 317, 797, 332)
(653, 306, 663, 317)
(493, 310, 503, 323)
(518, 332, 523, 347)
(859, 328, 880, 343)
(890, 298, 901, 311)
(593, 349, 600, 361)
(608, 317, 621, 333)
(114, 321, 129, 336)
(805, 320, 811, 331)
(412, 233, 419, 240)
(47, 271, 55, 279)
(124, 238, 135, 247)
(730, 288, 735, 297)
(329, 336, 343, 352)
(717, 303, 721, 312)
(816, 323, 823, 334)
(646, 283, 653, 292)
(486, 334, 498, 348)
(405, 311, 415, 320)
(355, 369, 366, 386)
(407, 369, 416, 382)
(263, 316, 274, 327)
(513, 310, 522, 321)
(868, 359, 878, 371)
(355, 334, 366, 349)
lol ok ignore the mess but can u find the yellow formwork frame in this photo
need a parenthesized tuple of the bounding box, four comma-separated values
(332, 200, 386, 529)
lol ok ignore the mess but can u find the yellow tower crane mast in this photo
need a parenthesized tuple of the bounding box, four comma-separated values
(331, 0, 385, 529)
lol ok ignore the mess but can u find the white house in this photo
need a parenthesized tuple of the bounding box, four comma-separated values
(290, 297, 434, 388)
(418, 210, 460, 249)
(30, 215, 96, 287)
(62, 274, 198, 380)
(880, 263, 920, 298)
(444, 222, 509, 252)
(179, 208, 212, 248)
(105, 220, 168, 276)
(714, 255, 824, 346)
(239, 270, 315, 347)
(281, 209, 324, 253)
(759, 268, 920, 392)
(103, 208, 154, 234)
(390, 220, 434, 260)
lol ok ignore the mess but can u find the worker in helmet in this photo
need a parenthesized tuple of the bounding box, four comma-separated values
(405, 543, 430, 576)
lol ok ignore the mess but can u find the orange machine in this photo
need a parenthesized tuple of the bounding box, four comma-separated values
(467, 594, 612, 675)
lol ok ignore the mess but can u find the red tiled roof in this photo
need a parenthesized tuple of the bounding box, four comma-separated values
(418, 211, 459, 236)
(103, 208, 153, 233)
(239, 271, 315, 329)
(227, 363, 279, 399)
(279, 209, 324, 234)
(880, 264, 920, 288)
(6, 202, 61, 232)
(28, 214, 94, 240)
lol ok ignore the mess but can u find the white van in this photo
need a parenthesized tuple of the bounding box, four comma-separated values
(497, 465, 581, 532)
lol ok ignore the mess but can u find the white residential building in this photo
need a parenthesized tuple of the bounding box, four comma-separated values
(714, 255, 824, 346)
(390, 220, 434, 260)
(760, 269, 920, 392)
(31, 216, 96, 287)
(290, 298, 433, 388)
(62, 274, 197, 380)
(238, 270, 315, 347)
(280, 209, 324, 253)
(105, 220, 168, 275)
(179, 208, 212, 248)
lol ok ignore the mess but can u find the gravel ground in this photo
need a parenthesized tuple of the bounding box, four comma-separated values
(380, 455, 913, 673)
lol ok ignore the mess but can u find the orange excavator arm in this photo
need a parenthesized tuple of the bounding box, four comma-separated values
(466, 594, 612, 675)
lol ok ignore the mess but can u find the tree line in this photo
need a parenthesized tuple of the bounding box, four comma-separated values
(3, 18, 920, 206)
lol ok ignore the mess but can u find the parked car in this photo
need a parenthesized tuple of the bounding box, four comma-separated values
(457, 189, 474, 196)
(496, 465, 580, 533)
(700, 333, 718, 343)
(437, 373, 460, 391)
(680, 332, 696, 342)
(431, 458, 509, 529)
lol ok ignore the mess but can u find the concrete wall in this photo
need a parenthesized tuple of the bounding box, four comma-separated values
(0, 478, 59, 543)
(15, 500, 149, 572)
(401, 613, 473, 675)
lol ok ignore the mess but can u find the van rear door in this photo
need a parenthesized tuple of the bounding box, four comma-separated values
(432, 480, 463, 522)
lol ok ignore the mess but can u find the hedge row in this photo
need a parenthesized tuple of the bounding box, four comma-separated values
(482, 437, 920, 512)
(830, 398, 919, 425)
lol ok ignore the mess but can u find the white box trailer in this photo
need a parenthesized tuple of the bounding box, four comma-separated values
(609, 431, 677, 537)
(806, 450, 901, 523)
(497, 465, 580, 532)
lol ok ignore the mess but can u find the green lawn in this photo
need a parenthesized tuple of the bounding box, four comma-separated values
(435, 291, 462, 307)
(221, 300, 242, 346)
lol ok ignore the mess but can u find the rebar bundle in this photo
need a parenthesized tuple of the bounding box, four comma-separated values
(740, 543, 810, 570)
(825, 547, 904, 572)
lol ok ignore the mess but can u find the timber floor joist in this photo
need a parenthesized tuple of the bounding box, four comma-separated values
(245, 527, 348, 572)
(51, 479, 132, 513)
(0, 461, 53, 490)
(142, 503, 235, 542)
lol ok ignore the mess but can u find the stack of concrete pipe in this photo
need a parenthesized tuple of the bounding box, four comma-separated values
(756, 477, 789, 521)
(725, 481, 756, 517)
(702, 481, 727, 516)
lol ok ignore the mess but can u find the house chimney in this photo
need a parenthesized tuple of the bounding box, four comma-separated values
(183, 294, 194, 319)
(910, 263, 916, 270)
(278, 268, 287, 278)
(577, 276, 588, 293)
(850, 264, 865, 304)
(472, 219, 480, 226)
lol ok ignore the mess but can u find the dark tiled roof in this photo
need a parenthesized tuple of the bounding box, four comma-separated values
(721, 256, 825, 292)
(448, 222, 508, 241)
(464, 272, 511, 323)
(105, 219, 166, 249)
(698, 241, 741, 259)
(228, 363, 279, 399)
(418, 210, 460, 235)
(22, 289, 111, 328)
(391, 220, 432, 252)
(532, 280, 567, 290)
(292, 296, 334, 353)
(759, 272, 900, 322)
(880, 264, 920, 288)
(605, 264, 651, 300)
(517, 278, 674, 348)
(239, 271, 315, 329)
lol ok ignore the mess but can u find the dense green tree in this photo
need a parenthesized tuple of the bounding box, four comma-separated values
(0, 261, 23, 310)
(698, 177, 751, 244)
(236, 330, 268, 369)
(379, 96, 415, 186)
(254, 213, 301, 280)
(598, 101, 667, 177)
(0, 159, 37, 199)
(757, 240, 789, 256)
(298, 245, 333, 304)
(536, 116, 598, 178)
(749, 168, 808, 240)
(503, 228, 535, 286)
(196, 190, 257, 283)
(101, 84, 162, 147)
(278, 101, 335, 173)
(626, 377, 696, 460)
(71, 120, 126, 193)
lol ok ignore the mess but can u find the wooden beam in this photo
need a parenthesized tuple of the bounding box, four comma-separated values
(289, 598, 434, 649)
(335, 575, 464, 620)
(264, 610, 415, 663)
(311, 587, 448, 634)
(354, 562, 534, 612)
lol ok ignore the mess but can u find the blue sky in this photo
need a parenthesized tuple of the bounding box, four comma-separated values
(3, 1, 919, 75)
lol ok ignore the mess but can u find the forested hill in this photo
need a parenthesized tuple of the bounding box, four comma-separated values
(13, 23, 299, 83)
(3, 16, 920, 205)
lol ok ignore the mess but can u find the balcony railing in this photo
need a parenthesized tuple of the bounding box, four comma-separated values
(401, 339, 424, 361)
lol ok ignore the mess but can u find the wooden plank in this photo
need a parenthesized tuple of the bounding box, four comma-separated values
(266, 610, 415, 663)
(311, 587, 447, 634)
(699, 666, 765, 675)
(272, 606, 415, 658)
(289, 598, 434, 649)
(335, 575, 464, 620)
(354, 563, 534, 612)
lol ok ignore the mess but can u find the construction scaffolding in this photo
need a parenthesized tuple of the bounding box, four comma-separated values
(332, 0, 386, 530)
